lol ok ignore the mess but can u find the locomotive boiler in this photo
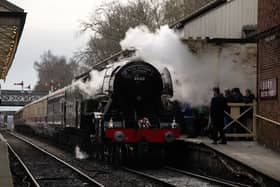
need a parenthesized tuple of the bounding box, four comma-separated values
(14, 51, 180, 165)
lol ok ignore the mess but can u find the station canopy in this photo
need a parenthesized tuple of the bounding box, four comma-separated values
(0, 0, 26, 80)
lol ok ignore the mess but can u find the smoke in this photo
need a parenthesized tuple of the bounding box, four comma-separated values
(120, 25, 256, 106)
(73, 56, 138, 97)
(24, 124, 57, 137)
(75, 145, 89, 160)
(73, 70, 106, 97)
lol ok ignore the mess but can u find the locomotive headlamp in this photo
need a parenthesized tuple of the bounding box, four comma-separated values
(165, 131, 175, 143)
(171, 118, 178, 129)
(94, 112, 103, 119)
(114, 131, 124, 142)
(108, 118, 114, 128)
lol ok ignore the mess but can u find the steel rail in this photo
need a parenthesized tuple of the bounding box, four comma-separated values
(165, 166, 251, 187)
(122, 167, 175, 187)
(7, 143, 41, 187)
(9, 132, 104, 187)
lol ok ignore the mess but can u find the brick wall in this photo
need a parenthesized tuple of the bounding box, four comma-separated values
(257, 0, 280, 152)
(258, 0, 280, 32)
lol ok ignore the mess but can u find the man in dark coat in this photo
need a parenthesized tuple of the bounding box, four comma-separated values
(210, 87, 227, 144)
(243, 89, 255, 103)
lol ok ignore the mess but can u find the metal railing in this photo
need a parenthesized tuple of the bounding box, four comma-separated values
(224, 101, 257, 139)
(255, 114, 280, 127)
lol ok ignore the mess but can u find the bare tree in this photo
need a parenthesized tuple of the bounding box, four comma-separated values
(34, 50, 78, 91)
(77, 0, 211, 68)
(77, 0, 163, 67)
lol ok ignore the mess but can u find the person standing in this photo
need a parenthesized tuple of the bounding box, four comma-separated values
(231, 88, 243, 103)
(210, 87, 227, 144)
(243, 89, 256, 103)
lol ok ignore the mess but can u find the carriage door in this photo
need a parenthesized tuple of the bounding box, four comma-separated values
(75, 97, 82, 129)
(61, 99, 65, 127)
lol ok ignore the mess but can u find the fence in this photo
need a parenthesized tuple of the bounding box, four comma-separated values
(224, 101, 256, 139)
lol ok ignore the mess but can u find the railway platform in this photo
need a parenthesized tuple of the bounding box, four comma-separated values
(178, 136, 280, 183)
(0, 131, 13, 187)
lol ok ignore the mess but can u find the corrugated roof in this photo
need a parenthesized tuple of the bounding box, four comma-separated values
(170, 0, 227, 29)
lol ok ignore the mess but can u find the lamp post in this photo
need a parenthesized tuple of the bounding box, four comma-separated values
(50, 80, 54, 93)
(14, 81, 24, 93)
(24, 85, 32, 94)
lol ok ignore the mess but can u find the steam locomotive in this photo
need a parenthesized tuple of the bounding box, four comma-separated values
(14, 50, 180, 165)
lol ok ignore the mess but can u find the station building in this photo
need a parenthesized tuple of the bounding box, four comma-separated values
(256, 0, 280, 152)
(0, 2, 26, 186)
(171, 0, 258, 138)
(171, 0, 257, 91)
(171, 0, 280, 153)
(0, 0, 26, 127)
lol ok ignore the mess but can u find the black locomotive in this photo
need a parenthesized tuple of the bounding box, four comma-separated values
(14, 51, 180, 165)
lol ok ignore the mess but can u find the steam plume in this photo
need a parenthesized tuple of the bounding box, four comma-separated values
(73, 70, 106, 97)
(75, 145, 89, 160)
(120, 25, 256, 106)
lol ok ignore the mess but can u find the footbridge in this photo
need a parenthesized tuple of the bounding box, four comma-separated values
(0, 90, 47, 106)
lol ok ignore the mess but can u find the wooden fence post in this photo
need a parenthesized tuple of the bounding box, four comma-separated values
(253, 101, 257, 140)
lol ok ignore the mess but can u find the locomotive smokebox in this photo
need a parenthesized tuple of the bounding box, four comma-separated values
(111, 61, 165, 127)
(113, 61, 163, 98)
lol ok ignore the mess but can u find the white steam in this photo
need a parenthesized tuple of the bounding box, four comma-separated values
(73, 70, 106, 97)
(120, 25, 256, 106)
(73, 56, 139, 97)
(75, 145, 89, 160)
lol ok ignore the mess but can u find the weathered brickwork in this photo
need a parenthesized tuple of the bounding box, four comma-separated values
(258, 0, 280, 32)
(258, 38, 280, 70)
(257, 0, 280, 152)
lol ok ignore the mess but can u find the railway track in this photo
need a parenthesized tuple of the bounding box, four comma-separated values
(4, 132, 179, 186)
(165, 167, 251, 187)
(3, 131, 252, 187)
(123, 166, 251, 187)
(5, 132, 104, 187)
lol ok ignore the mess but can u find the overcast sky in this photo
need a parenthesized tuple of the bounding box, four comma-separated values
(0, 0, 103, 90)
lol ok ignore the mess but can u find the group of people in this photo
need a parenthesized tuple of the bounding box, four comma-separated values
(224, 87, 255, 104)
(209, 87, 255, 144)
